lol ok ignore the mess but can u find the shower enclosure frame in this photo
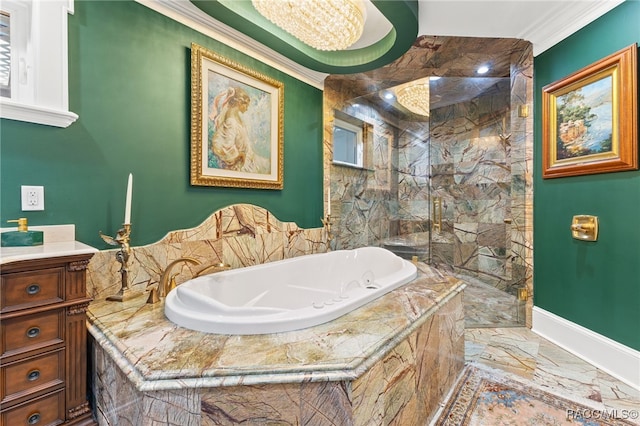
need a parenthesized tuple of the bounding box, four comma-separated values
(322, 36, 534, 328)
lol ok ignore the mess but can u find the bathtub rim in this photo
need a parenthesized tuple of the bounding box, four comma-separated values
(164, 246, 418, 334)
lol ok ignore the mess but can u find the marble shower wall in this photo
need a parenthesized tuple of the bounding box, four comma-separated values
(429, 79, 512, 283)
(324, 81, 390, 250)
(324, 86, 430, 251)
(86, 204, 327, 300)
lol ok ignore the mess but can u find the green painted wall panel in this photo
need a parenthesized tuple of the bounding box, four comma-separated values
(534, 1, 640, 350)
(1, 1, 323, 248)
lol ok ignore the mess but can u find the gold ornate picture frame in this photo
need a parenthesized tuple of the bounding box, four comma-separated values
(190, 43, 284, 189)
(542, 43, 637, 179)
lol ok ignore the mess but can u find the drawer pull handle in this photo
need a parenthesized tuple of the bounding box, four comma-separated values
(27, 413, 41, 424)
(26, 284, 41, 295)
(26, 327, 40, 338)
(27, 369, 40, 381)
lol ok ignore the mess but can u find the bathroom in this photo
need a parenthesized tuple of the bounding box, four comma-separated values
(0, 0, 638, 424)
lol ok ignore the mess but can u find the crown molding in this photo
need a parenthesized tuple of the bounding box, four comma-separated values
(521, 0, 625, 56)
(135, 0, 328, 89)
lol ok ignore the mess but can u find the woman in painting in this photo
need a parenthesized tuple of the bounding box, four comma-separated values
(209, 86, 268, 173)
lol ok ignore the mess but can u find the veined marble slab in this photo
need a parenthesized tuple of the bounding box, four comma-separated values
(86, 204, 328, 301)
(87, 263, 464, 392)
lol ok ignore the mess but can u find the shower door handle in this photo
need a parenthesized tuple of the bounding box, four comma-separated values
(432, 197, 442, 232)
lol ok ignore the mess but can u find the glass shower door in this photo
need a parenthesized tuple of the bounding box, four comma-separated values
(427, 77, 525, 326)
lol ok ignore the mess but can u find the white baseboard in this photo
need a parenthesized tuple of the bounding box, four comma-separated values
(532, 307, 640, 391)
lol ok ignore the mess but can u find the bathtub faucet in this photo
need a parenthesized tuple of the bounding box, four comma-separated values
(193, 262, 231, 277)
(157, 257, 201, 299)
(148, 257, 232, 304)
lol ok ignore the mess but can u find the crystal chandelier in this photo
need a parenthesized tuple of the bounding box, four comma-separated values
(396, 83, 430, 116)
(252, 0, 366, 51)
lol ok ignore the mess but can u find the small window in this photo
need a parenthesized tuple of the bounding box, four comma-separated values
(0, 0, 77, 128)
(0, 11, 10, 98)
(333, 118, 364, 168)
(0, 1, 28, 103)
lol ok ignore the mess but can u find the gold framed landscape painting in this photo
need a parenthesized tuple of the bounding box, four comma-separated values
(190, 43, 284, 189)
(542, 43, 637, 179)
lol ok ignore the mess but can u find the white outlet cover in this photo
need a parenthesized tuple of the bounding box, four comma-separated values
(21, 185, 45, 211)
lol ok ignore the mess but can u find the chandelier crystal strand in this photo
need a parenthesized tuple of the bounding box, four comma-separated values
(396, 83, 430, 116)
(252, 0, 366, 51)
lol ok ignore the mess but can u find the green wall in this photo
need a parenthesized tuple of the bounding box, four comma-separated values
(534, 1, 640, 350)
(0, 1, 324, 249)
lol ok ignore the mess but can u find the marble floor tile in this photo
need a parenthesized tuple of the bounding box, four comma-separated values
(462, 327, 640, 425)
(469, 329, 539, 379)
(533, 338, 601, 403)
(459, 273, 639, 423)
(462, 278, 639, 423)
(598, 370, 640, 414)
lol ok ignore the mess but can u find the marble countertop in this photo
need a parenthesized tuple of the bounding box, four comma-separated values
(0, 224, 97, 265)
(0, 240, 98, 265)
(87, 263, 465, 392)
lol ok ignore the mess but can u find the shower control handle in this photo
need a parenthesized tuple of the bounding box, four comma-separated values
(432, 197, 442, 232)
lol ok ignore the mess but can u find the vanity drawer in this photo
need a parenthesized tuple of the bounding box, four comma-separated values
(0, 310, 64, 358)
(1, 389, 65, 426)
(1, 349, 65, 404)
(1, 268, 64, 313)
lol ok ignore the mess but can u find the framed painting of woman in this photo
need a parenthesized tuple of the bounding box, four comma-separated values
(191, 43, 284, 189)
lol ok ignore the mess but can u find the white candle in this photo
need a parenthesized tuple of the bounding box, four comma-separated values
(124, 173, 132, 224)
(327, 185, 331, 216)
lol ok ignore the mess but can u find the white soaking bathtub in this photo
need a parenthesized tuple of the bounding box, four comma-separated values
(164, 246, 418, 334)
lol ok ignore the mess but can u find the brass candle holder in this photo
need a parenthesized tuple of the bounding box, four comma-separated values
(99, 224, 137, 302)
(321, 214, 332, 246)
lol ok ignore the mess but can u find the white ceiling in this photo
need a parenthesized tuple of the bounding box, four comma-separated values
(417, 0, 625, 56)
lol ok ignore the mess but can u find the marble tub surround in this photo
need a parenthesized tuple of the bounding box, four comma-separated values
(88, 263, 465, 425)
(86, 204, 327, 300)
(88, 262, 463, 388)
(201, 293, 463, 425)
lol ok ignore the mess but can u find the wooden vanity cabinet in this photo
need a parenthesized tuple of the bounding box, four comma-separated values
(1, 253, 96, 425)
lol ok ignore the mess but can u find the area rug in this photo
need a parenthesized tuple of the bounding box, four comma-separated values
(435, 365, 637, 426)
